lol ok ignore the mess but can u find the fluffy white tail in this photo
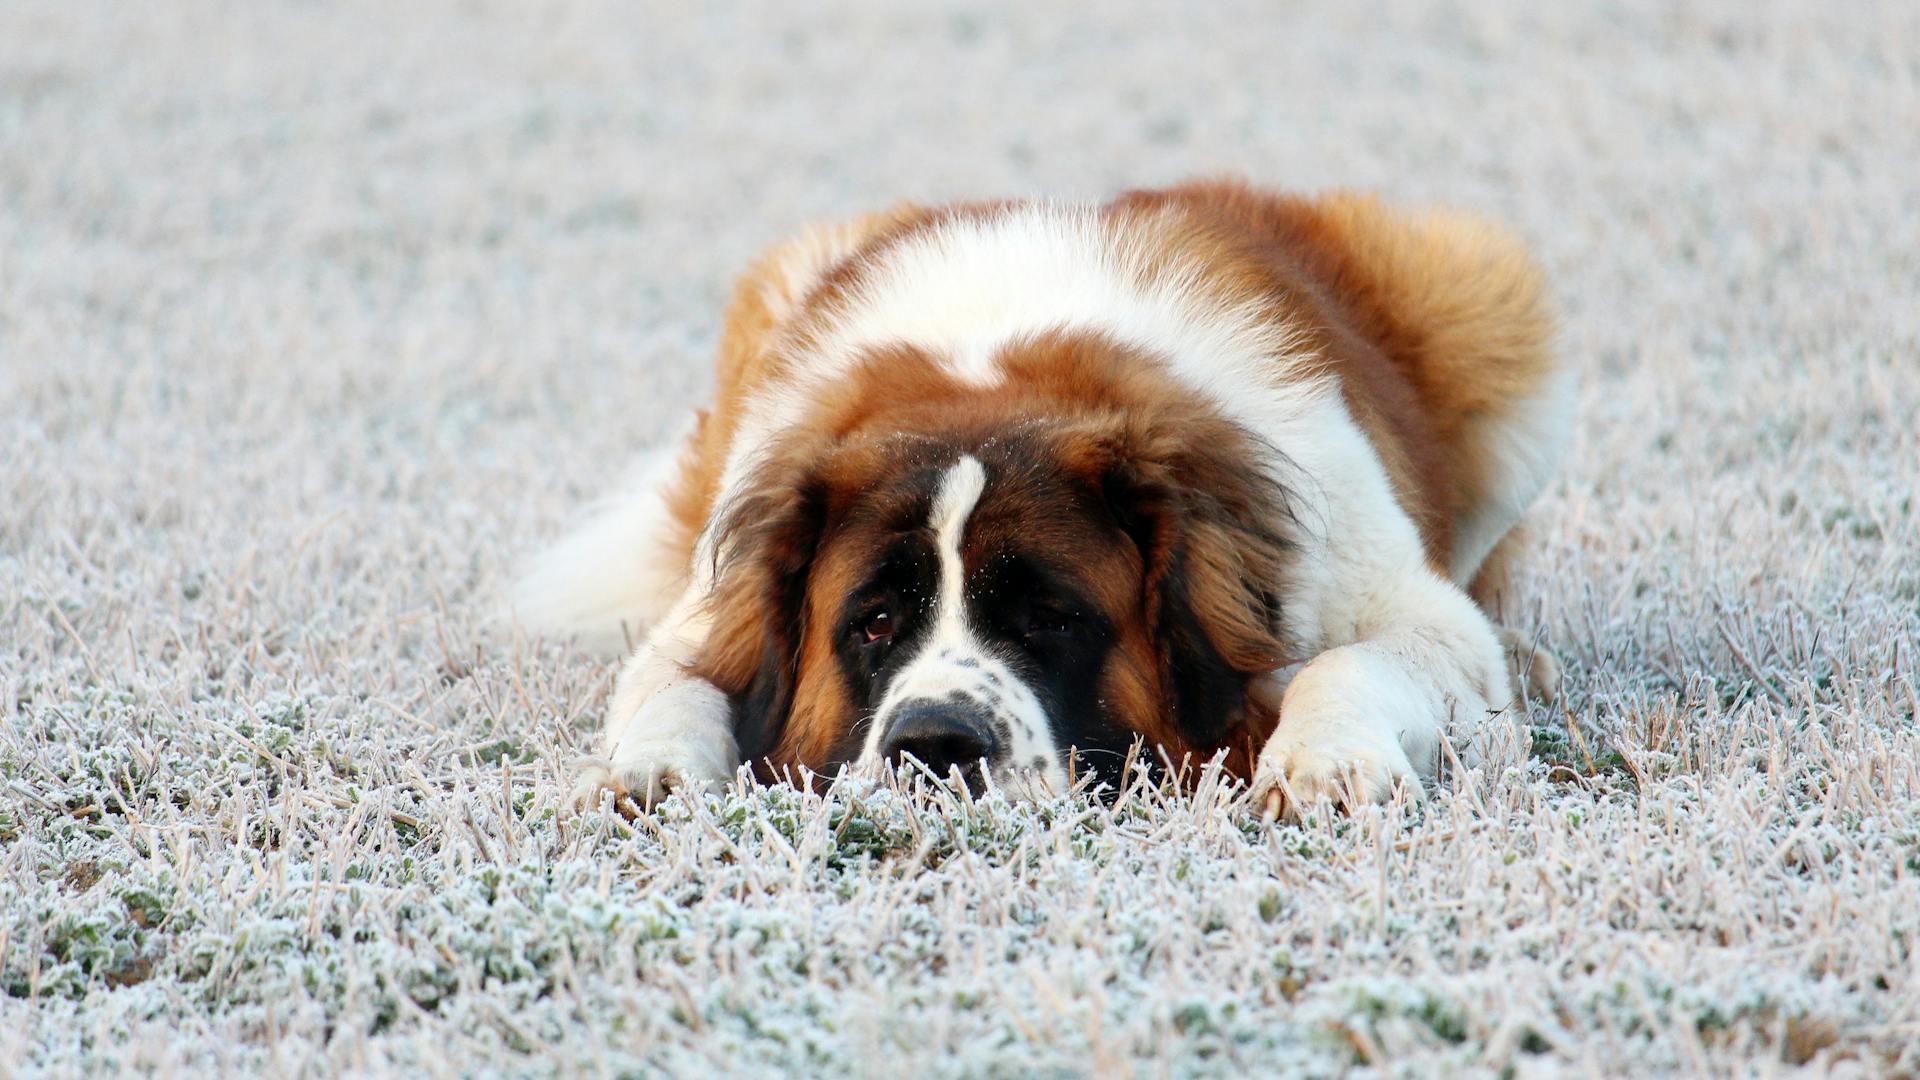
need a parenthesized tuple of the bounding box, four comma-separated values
(509, 432, 694, 655)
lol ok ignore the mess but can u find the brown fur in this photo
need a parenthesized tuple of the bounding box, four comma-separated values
(658, 204, 934, 574)
(1110, 180, 1556, 571)
(673, 180, 1556, 780)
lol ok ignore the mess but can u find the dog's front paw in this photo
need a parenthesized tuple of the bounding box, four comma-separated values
(572, 677, 737, 815)
(1248, 647, 1440, 820)
(1250, 718, 1420, 820)
(573, 740, 734, 815)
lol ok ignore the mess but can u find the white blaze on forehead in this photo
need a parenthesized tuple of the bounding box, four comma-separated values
(928, 454, 986, 636)
(857, 455, 1068, 795)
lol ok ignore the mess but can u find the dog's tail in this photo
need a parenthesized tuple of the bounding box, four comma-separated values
(508, 424, 698, 656)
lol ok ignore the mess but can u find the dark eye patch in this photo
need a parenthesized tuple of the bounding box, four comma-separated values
(1022, 601, 1078, 637)
(957, 544, 1137, 789)
(832, 534, 940, 706)
(838, 538, 936, 633)
(968, 551, 1109, 647)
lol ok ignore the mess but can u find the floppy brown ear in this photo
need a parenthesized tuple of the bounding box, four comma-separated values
(1103, 416, 1294, 748)
(688, 448, 829, 766)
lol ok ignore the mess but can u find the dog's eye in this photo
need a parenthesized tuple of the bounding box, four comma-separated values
(863, 611, 895, 643)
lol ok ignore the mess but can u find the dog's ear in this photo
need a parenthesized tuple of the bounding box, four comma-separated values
(689, 445, 830, 767)
(1100, 415, 1293, 748)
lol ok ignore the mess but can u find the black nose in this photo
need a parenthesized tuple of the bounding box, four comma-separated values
(880, 703, 995, 781)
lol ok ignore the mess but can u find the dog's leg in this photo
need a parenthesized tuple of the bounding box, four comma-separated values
(1245, 396, 1520, 818)
(573, 587, 738, 812)
(1251, 567, 1515, 817)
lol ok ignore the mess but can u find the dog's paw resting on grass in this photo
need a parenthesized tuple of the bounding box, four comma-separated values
(1251, 724, 1421, 820)
(571, 739, 732, 816)
(1245, 625, 1512, 820)
(518, 179, 1568, 817)
(570, 662, 736, 815)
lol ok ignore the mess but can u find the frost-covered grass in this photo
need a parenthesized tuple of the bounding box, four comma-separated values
(4, 0, 1919, 1075)
(5, 707, 1919, 1075)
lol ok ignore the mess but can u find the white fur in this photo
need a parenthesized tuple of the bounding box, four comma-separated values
(697, 205, 1323, 568)
(854, 457, 1067, 792)
(811, 208, 1301, 383)
(511, 419, 697, 655)
(1256, 647, 1427, 807)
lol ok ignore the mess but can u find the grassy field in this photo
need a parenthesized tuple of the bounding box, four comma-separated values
(3, 1, 1917, 1074)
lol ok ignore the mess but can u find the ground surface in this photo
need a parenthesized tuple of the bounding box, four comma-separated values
(4, 1, 1918, 1075)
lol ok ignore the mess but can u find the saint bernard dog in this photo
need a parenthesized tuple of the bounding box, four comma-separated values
(517, 179, 1569, 819)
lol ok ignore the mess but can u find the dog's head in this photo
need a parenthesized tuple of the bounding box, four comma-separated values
(692, 335, 1293, 794)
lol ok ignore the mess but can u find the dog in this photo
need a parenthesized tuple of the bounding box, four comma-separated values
(516, 179, 1568, 817)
